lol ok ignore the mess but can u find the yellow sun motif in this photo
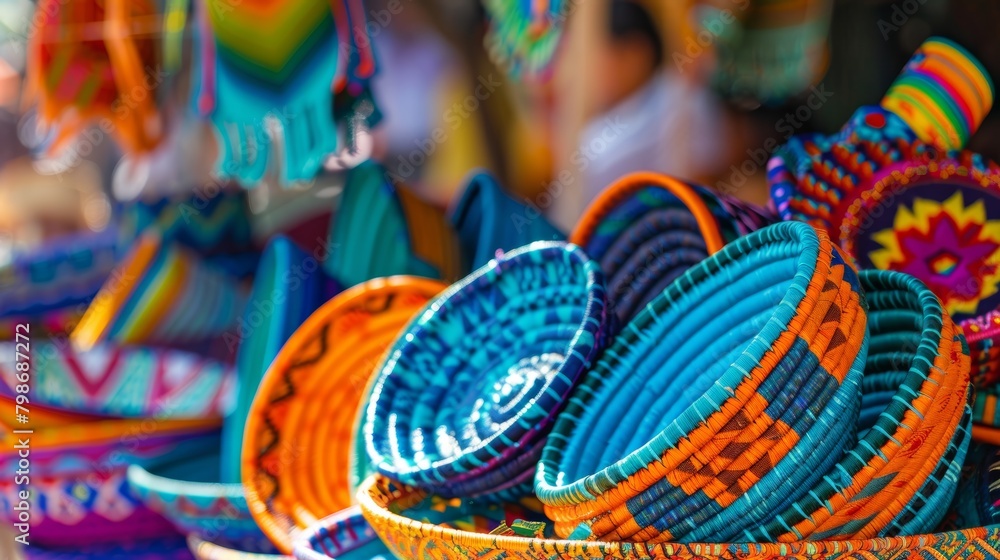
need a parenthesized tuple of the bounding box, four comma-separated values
(869, 191, 1000, 318)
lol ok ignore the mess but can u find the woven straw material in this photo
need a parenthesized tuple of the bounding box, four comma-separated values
(224, 235, 340, 483)
(974, 385, 1000, 441)
(943, 443, 1000, 530)
(570, 172, 773, 326)
(242, 277, 446, 554)
(364, 242, 612, 501)
(359, 476, 1000, 559)
(449, 172, 565, 274)
(537, 221, 868, 543)
(737, 269, 972, 541)
(0, 341, 233, 420)
(72, 231, 249, 349)
(291, 506, 391, 560)
(189, 536, 290, 560)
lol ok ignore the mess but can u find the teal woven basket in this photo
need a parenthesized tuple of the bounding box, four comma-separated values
(537, 221, 870, 542)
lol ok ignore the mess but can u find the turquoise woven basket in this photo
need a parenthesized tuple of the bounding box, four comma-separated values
(365, 241, 612, 500)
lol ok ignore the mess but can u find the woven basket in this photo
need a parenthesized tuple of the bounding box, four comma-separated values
(242, 276, 446, 554)
(570, 171, 773, 325)
(291, 506, 391, 560)
(189, 535, 290, 560)
(0, 340, 233, 420)
(943, 443, 1000, 530)
(127, 456, 278, 555)
(537, 221, 869, 542)
(325, 161, 461, 287)
(359, 475, 1000, 559)
(364, 242, 611, 501)
(448, 171, 565, 273)
(72, 231, 249, 349)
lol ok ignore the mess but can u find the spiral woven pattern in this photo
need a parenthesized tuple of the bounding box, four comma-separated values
(365, 242, 611, 501)
(242, 276, 446, 554)
(292, 506, 391, 560)
(570, 172, 773, 325)
(359, 476, 1000, 559)
(537, 221, 869, 542)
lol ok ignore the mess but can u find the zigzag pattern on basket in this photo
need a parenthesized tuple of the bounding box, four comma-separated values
(242, 277, 445, 554)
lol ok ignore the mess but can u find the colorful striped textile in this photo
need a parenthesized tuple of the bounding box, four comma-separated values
(701, 0, 834, 104)
(0, 341, 233, 419)
(22, 536, 194, 560)
(881, 38, 995, 151)
(974, 385, 1000, 444)
(292, 506, 391, 560)
(365, 242, 612, 501)
(570, 172, 773, 325)
(189, 536, 289, 560)
(0, 426, 219, 547)
(325, 162, 462, 287)
(242, 277, 445, 554)
(72, 231, 249, 349)
(27, 0, 165, 155)
(449, 171, 565, 274)
(483, 0, 568, 82)
(359, 475, 1000, 559)
(536, 221, 870, 542)
(127, 458, 278, 555)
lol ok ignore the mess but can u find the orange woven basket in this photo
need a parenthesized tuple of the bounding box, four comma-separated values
(242, 276, 447, 554)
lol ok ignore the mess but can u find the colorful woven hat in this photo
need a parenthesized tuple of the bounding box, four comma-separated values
(770, 38, 999, 392)
(365, 242, 611, 501)
(483, 0, 567, 82)
(536, 221, 869, 542)
(0, 341, 233, 420)
(359, 475, 1000, 559)
(243, 276, 446, 554)
(72, 231, 250, 349)
(291, 506, 391, 560)
(22, 535, 194, 560)
(570, 171, 773, 325)
(449, 171, 565, 273)
(27, 0, 165, 155)
(325, 161, 462, 287)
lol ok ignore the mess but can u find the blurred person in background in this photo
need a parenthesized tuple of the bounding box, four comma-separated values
(577, 0, 737, 206)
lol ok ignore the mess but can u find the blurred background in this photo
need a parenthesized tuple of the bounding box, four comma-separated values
(0, 0, 997, 258)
